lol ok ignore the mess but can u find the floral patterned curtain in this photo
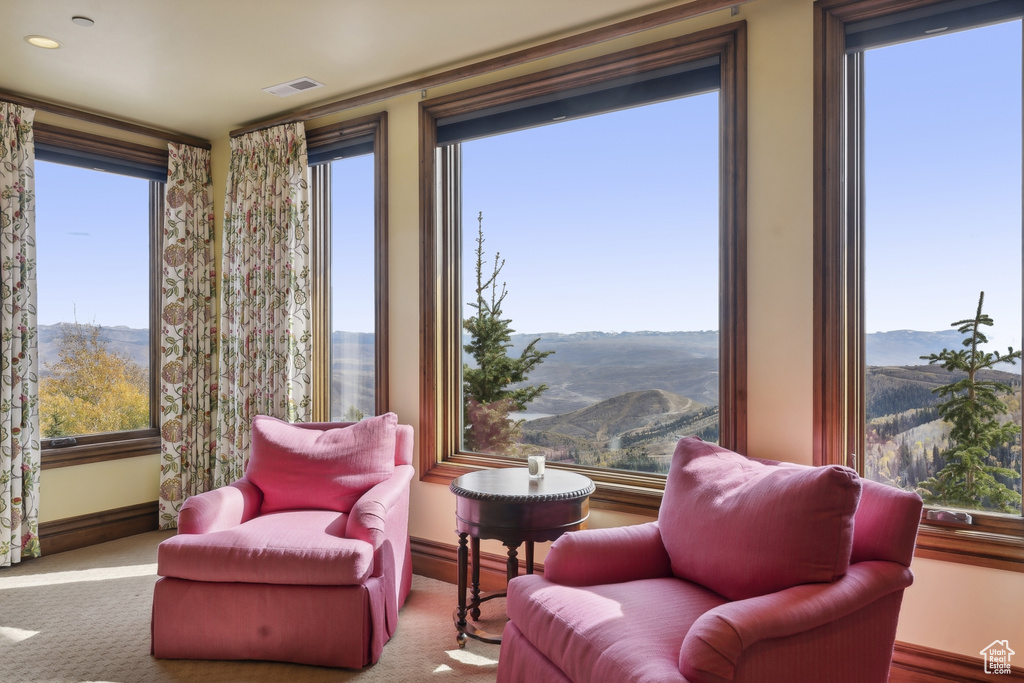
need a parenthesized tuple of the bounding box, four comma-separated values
(0, 102, 40, 567)
(216, 123, 311, 483)
(158, 143, 216, 529)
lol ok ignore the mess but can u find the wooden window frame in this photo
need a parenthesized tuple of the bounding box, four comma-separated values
(419, 23, 748, 514)
(37, 123, 166, 470)
(814, 0, 1024, 571)
(307, 112, 390, 421)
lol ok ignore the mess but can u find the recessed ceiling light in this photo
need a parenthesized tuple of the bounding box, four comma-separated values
(25, 35, 62, 49)
(71, 16, 95, 27)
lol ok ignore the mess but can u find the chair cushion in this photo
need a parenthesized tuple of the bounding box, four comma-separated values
(157, 510, 374, 585)
(506, 574, 726, 683)
(247, 412, 397, 514)
(659, 437, 862, 601)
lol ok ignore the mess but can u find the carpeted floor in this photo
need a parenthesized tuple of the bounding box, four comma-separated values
(0, 531, 502, 682)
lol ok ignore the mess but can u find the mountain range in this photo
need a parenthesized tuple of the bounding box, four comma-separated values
(39, 322, 1020, 473)
(507, 330, 719, 416)
(864, 329, 967, 367)
(38, 323, 150, 371)
(520, 388, 716, 463)
(37, 324, 1012, 417)
(507, 328, 1007, 417)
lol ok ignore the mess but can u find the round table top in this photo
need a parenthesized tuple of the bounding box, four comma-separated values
(450, 467, 595, 503)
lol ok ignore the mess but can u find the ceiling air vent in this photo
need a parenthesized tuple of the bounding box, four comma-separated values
(262, 77, 325, 97)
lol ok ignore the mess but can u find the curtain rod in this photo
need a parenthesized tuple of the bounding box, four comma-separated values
(1, 90, 212, 150)
(230, 0, 751, 138)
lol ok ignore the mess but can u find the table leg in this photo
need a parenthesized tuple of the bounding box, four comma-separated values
(470, 535, 481, 620)
(504, 542, 519, 584)
(456, 532, 469, 629)
(525, 540, 535, 574)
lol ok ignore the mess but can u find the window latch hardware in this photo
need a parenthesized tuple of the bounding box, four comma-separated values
(49, 437, 78, 448)
(926, 509, 973, 525)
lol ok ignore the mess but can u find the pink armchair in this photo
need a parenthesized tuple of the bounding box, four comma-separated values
(497, 437, 922, 683)
(151, 413, 413, 668)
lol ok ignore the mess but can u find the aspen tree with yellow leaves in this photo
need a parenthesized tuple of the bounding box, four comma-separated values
(38, 322, 149, 438)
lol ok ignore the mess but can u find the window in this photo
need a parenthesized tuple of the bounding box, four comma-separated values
(34, 123, 165, 466)
(308, 114, 389, 421)
(815, 0, 1024, 569)
(420, 24, 747, 510)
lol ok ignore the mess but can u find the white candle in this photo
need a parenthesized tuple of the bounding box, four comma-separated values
(528, 455, 545, 478)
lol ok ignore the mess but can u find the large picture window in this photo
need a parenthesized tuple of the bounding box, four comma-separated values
(308, 114, 389, 421)
(815, 0, 1024, 569)
(421, 24, 747, 510)
(34, 124, 165, 464)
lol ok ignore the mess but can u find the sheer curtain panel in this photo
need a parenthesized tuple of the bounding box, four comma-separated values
(159, 143, 217, 529)
(0, 102, 39, 567)
(216, 123, 311, 483)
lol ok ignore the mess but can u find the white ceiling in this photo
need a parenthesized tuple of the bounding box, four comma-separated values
(1, 0, 686, 142)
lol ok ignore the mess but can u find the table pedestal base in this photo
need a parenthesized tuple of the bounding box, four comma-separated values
(454, 532, 535, 647)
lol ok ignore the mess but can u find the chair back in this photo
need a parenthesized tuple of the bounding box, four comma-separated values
(246, 413, 400, 514)
(294, 420, 413, 466)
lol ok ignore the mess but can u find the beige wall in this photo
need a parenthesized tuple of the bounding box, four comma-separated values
(40, 454, 160, 521)
(38, 0, 1024, 661)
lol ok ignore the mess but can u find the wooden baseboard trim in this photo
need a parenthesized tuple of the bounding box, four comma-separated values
(887, 642, 1023, 682)
(410, 535, 544, 592)
(39, 501, 159, 556)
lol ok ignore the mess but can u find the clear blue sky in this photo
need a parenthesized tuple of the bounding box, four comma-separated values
(461, 92, 720, 335)
(35, 160, 150, 329)
(33, 18, 1023, 348)
(330, 153, 376, 333)
(34, 153, 382, 334)
(865, 20, 1022, 351)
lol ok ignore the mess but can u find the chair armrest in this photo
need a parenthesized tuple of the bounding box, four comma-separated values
(346, 465, 414, 550)
(544, 521, 673, 586)
(679, 561, 914, 682)
(177, 478, 263, 534)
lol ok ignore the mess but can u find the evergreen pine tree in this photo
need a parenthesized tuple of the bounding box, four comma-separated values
(918, 292, 1022, 513)
(462, 212, 552, 453)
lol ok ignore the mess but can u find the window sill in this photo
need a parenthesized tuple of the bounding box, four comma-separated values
(914, 514, 1024, 573)
(425, 458, 1024, 570)
(41, 431, 160, 469)
(421, 455, 664, 516)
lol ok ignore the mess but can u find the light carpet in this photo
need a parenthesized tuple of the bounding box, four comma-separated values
(0, 531, 502, 682)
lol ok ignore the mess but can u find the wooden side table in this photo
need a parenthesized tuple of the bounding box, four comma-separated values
(450, 467, 595, 647)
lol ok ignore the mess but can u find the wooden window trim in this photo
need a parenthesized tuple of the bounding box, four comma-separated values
(229, 0, 753, 138)
(813, 0, 1024, 571)
(418, 23, 747, 515)
(40, 432, 161, 470)
(37, 124, 166, 468)
(4, 91, 209, 149)
(307, 112, 390, 420)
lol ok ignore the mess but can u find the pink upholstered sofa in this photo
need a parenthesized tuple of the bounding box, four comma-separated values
(497, 437, 922, 683)
(151, 413, 413, 668)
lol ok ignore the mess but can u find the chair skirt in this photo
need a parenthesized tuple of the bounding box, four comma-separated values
(151, 573, 392, 668)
